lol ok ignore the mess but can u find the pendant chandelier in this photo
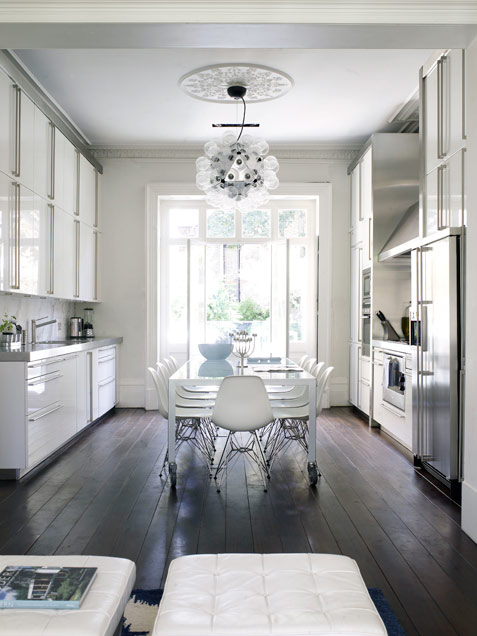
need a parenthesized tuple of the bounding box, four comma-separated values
(195, 85, 279, 212)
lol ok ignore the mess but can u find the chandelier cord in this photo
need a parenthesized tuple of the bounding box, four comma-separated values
(236, 96, 246, 142)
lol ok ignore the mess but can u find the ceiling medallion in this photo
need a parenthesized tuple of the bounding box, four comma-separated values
(179, 63, 293, 103)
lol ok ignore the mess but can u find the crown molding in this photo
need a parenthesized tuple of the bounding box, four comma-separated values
(90, 144, 361, 162)
(0, 1, 476, 24)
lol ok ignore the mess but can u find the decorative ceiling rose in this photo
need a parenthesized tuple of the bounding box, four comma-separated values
(195, 85, 279, 212)
(179, 63, 293, 103)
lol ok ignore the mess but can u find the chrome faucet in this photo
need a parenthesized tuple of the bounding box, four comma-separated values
(31, 316, 57, 344)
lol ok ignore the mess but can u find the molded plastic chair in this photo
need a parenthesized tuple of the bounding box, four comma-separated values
(298, 354, 309, 368)
(212, 376, 274, 492)
(148, 367, 214, 476)
(266, 367, 334, 469)
(302, 357, 317, 373)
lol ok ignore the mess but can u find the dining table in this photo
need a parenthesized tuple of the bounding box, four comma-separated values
(167, 357, 317, 487)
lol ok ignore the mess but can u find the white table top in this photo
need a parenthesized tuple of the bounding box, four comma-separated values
(169, 356, 315, 384)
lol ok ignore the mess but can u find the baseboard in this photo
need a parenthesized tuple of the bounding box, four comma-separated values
(329, 377, 349, 407)
(462, 481, 477, 543)
(118, 380, 145, 408)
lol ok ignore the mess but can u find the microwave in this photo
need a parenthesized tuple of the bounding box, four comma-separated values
(362, 268, 371, 301)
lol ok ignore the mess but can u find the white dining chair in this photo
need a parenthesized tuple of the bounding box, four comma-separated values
(303, 357, 317, 373)
(298, 354, 310, 368)
(148, 367, 215, 476)
(157, 360, 218, 401)
(212, 376, 274, 493)
(266, 366, 334, 469)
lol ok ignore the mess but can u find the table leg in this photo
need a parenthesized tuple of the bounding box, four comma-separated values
(307, 380, 319, 485)
(168, 379, 177, 487)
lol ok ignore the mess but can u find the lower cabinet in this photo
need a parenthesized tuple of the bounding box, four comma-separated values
(349, 342, 370, 416)
(0, 342, 118, 477)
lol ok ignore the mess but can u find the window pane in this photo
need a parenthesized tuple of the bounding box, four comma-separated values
(206, 209, 235, 238)
(169, 208, 199, 238)
(241, 209, 271, 238)
(279, 209, 307, 237)
(168, 244, 188, 344)
(289, 244, 308, 342)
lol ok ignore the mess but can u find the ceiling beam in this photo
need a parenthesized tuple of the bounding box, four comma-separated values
(0, 23, 475, 50)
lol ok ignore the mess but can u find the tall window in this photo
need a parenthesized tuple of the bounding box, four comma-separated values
(159, 198, 318, 363)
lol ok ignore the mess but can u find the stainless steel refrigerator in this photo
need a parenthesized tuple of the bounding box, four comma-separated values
(410, 235, 463, 495)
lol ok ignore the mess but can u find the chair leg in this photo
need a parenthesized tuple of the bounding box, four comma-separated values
(253, 431, 271, 491)
(214, 431, 232, 492)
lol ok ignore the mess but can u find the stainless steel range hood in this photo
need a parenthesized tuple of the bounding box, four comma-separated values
(378, 200, 420, 261)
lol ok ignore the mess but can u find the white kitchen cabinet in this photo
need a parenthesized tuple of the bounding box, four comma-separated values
(424, 49, 465, 175)
(52, 206, 76, 299)
(33, 105, 52, 200)
(79, 223, 99, 301)
(18, 189, 49, 296)
(95, 346, 117, 419)
(0, 68, 15, 178)
(0, 171, 14, 291)
(18, 91, 35, 192)
(350, 245, 361, 342)
(54, 129, 79, 217)
(79, 154, 97, 227)
(423, 148, 465, 237)
(359, 379, 370, 416)
(350, 163, 360, 236)
(349, 342, 359, 407)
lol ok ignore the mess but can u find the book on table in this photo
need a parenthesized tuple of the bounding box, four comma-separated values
(0, 566, 97, 609)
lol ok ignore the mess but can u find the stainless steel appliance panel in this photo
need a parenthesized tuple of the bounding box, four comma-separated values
(412, 236, 459, 480)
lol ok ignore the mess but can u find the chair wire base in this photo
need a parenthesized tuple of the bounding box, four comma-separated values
(213, 430, 270, 492)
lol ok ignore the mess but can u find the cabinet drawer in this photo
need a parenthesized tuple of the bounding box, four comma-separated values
(97, 354, 115, 383)
(373, 349, 384, 364)
(97, 345, 116, 360)
(27, 402, 68, 468)
(27, 371, 62, 415)
(98, 376, 116, 417)
(359, 380, 370, 416)
(361, 358, 371, 382)
(28, 356, 64, 380)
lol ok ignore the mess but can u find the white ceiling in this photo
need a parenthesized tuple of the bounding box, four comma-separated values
(15, 48, 434, 147)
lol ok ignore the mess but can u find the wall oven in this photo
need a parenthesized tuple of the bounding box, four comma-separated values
(382, 353, 406, 411)
(362, 268, 371, 357)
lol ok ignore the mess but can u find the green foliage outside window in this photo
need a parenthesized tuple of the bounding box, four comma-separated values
(238, 298, 270, 321)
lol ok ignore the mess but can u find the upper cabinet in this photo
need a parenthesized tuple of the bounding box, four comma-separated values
(79, 154, 98, 228)
(424, 49, 465, 175)
(0, 65, 102, 302)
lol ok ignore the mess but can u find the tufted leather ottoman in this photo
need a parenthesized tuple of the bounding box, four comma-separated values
(0, 555, 135, 636)
(153, 553, 387, 636)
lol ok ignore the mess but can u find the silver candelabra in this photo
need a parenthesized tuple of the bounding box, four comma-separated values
(229, 331, 257, 369)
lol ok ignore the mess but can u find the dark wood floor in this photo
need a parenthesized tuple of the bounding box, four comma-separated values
(1, 407, 476, 635)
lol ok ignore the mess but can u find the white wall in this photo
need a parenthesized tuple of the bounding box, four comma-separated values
(462, 38, 477, 543)
(95, 150, 353, 408)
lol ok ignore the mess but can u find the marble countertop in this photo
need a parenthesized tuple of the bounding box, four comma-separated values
(0, 337, 123, 362)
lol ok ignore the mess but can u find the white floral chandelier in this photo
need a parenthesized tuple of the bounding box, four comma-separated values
(195, 86, 279, 212)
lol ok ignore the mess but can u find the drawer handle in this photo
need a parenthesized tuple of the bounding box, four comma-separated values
(98, 347, 115, 354)
(28, 402, 62, 422)
(381, 402, 406, 419)
(98, 377, 115, 387)
(98, 355, 115, 363)
(28, 354, 78, 369)
(28, 372, 62, 386)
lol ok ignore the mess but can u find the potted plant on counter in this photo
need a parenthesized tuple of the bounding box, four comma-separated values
(0, 313, 17, 345)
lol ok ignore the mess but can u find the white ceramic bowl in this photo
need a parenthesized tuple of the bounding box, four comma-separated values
(198, 343, 233, 360)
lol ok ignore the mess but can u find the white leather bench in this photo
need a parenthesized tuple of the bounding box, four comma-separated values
(153, 553, 388, 636)
(0, 555, 135, 636)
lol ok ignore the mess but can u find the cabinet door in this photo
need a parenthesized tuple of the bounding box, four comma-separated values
(18, 91, 35, 192)
(53, 127, 65, 210)
(360, 148, 372, 221)
(0, 69, 15, 177)
(350, 163, 360, 233)
(18, 190, 49, 296)
(423, 166, 439, 236)
(444, 148, 465, 228)
(0, 172, 15, 291)
(53, 207, 76, 299)
(444, 49, 465, 161)
(79, 222, 96, 301)
(424, 63, 439, 175)
(33, 106, 52, 200)
(350, 245, 361, 342)
(79, 155, 96, 227)
(349, 342, 359, 407)
(63, 138, 78, 216)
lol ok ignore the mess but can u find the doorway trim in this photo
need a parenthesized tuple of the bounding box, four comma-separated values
(145, 182, 332, 409)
